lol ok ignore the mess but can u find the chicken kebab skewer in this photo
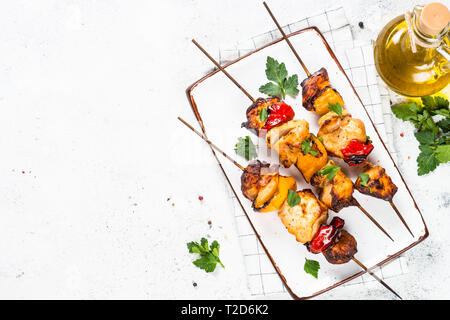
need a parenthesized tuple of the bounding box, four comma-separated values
(177, 116, 402, 299)
(191, 39, 394, 241)
(263, 2, 413, 237)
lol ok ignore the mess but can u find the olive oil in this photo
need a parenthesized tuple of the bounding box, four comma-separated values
(374, 4, 450, 97)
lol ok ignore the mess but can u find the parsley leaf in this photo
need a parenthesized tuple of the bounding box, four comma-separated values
(391, 96, 450, 176)
(304, 258, 320, 279)
(259, 107, 268, 122)
(437, 119, 450, 133)
(187, 237, 224, 273)
(235, 136, 257, 160)
(435, 145, 450, 163)
(317, 165, 341, 180)
(391, 101, 421, 122)
(258, 82, 281, 97)
(259, 56, 299, 99)
(359, 172, 370, 187)
(328, 102, 343, 116)
(287, 189, 301, 207)
(301, 139, 319, 156)
(417, 145, 439, 176)
(414, 130, 436, 145)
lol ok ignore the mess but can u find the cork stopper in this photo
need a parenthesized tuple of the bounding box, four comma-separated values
(419, 2, 450, 35)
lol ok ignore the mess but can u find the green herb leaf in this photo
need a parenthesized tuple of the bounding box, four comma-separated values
(317, 165, 341, 180)
(259, 56, 299, 99)
(284, 74, 300, 96)
(259, 107, 268, 122)
(414, 130, 436, 145)
(287, 189, 301, 207)
(235, 136, 258, 160)
(437, 118, 450, 133)
(265, 56, 288, 83)
(188, 237, 224, 273)
(259, 82, 282, 97)
(435, 145, 450, 163)
(417, 145, 439, 176)
(328, 102, 343, 116)
(359, 172, 370, 187)
(391, 102, 421, 121)
(301, 139, 319, 156)
(304, 258, 320, 279)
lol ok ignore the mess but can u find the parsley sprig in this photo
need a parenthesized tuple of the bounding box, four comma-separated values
(391, 96, 450, 175)
(317, 165, 341, 180)
(359, 172, 370, 187)
(287, 189, 301, 207)
(304, 258, 320, 279)
(259, 56, 299, 99)
(234, 136, 258, 160)
(301, 139, 319, 156)
(328, 102, 343, 116)
(187, 238, 224, 273)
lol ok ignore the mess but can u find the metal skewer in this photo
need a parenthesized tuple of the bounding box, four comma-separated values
(191, 38, 394, 242)
(178, 116, 402, 300)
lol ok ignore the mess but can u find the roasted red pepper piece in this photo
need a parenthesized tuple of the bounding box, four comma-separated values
(262, 101, 295, 131)
(307, 217, 345, 254)
(341, 139, 374, 166)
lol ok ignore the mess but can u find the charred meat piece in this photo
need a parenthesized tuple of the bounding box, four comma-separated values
(355, 163, 398, 201)
(311, 160, 355, 212)
(301, 68, 330, 112)
(323, 230, 357, 264)
(296, 135, 328, 183)
(317, 113, 367, 159)
(241, 97, 281, 134)
(278, 189, 328, 244)
(241, 160, 269, 201)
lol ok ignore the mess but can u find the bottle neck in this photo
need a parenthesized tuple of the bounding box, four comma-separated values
(411, 6, 449, 49)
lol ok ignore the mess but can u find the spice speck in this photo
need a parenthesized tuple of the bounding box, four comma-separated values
(198, 196, 204, 201)
(400, 133, 404, 137)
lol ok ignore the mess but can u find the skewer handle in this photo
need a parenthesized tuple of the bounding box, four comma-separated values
(263, 2, 311, 76)
(354, 200, 394, 242)
(177, 117, 245, 171)
(352, 257, 403, 300)
(191, 40, 256, 103)
(389, 200, 414, 237)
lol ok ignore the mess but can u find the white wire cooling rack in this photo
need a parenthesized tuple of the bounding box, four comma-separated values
(216, 6, 407, 298)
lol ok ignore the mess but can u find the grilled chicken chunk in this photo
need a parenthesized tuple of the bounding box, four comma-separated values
(301, 68, 330, 111)
(273, 122, 310, 168)
(241, 97, 280, 133)
(355, 163, 398, 201)
(266, 120, 309, 148)
(301, 68, 344, 115)
(241, 160, 268, 201)
(240, 161, 297, 212)
(323, 230, 357, 264)
(311, 160, 355, 212)
(317, 113, 366, 159)
(278, 189, 328, 244)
